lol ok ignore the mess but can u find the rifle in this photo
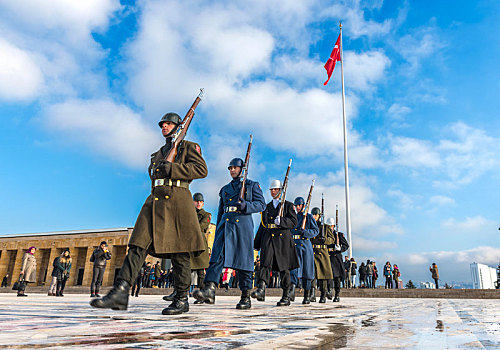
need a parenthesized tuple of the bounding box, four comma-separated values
(335, 204, 339, 246)
(300, 179, 315, 230)
(278, 159, 292, 218)
(239, 135, 253, 201)
(319, 193, 325, 240)
(165, 88, 205, 162)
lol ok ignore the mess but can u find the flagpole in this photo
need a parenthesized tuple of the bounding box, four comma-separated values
(339, 21, 353, 259)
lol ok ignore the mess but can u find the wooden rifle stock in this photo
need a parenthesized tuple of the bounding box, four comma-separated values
(335, 204, 339, 246)
(278, 159, 292, 217)
(300, 179, 315, 230)
(165, 88, 204, 162)
(238, 135, 253, 200)
(320, 193, 325, 239)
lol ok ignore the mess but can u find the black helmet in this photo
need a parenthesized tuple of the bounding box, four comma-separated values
(228, 158, 244, 169)
(311, 207, 321, 215)
(294, 197, 305, 206)
(158, 112, 181, 127)
(193, 192, 204, 201)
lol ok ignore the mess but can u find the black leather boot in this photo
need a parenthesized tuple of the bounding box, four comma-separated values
(319, 289, 326, 303)
(276, 288, 290, 306)
(192, 281, 216, 304)
(333, 291, 340, 302)
(250, 280, 266, 301)
(90, 280, 130, 310)
(326, 287, 333, 300)
(302, 289, 311, 305)
(162, 291, 189, 315)
(288, 283, 296, 302)
(236, 290, 251, 309)
(310, 287, 316, 302)
(162, 290, 176, 302)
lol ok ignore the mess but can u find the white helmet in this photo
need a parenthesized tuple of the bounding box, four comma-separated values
(269, 179, 282, 190)
(325, 217, 335, 226)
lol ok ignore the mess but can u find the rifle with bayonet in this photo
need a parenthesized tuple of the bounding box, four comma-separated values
(238, 135, 253, 201)
(319, 193, 325, 241)
(335, 204, 339, 246)
(300, 179, 315, 230)
(165, 88, 205, 162)
(278, 159, 292, 218)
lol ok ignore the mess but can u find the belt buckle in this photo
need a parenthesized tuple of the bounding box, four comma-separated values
(268, 224, 276, 229)
(154, 179, 165, 186)
(227, 206, 237, 212)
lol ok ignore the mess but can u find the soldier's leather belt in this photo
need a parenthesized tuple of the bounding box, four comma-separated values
(293, 235, 308, 240)
(313, 245, 328, 249)
(266, 224, 278, 229)
(328, 248, 340, 252)
(154, 179, 190, 188)
(224, 206, 239, 213)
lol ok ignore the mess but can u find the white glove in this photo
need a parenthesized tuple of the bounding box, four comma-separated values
(274, 216, 281, 226)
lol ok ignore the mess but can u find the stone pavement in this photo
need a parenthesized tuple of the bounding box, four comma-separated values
(0, 294, 498, 349)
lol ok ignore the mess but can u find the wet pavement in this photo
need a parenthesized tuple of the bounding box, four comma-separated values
(0, 294, 498, 349)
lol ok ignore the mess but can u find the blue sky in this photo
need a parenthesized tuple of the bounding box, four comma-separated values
(1, 0, 499, 285)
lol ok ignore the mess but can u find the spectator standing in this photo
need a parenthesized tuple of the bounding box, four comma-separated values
(384, 261, 393, 289)
(366, 260, 373, 288)
(358, 262, 367, 288)
(90, 241, 112, 297)
(1, 274, 8, 288)
(131, 262, 146, 297)
(343, 256, 351, 288)
(430, 263, 439, 289)
(50, 249, 72, 296)
(372, 261, 378, 288)
(350, 258, 357, 288)
(149, 265, 156, 288)
(143, 262, 152, 287)
(393, 264, 401, 289)
(154, 261, 162, 287)
(18, 246, 37, 297)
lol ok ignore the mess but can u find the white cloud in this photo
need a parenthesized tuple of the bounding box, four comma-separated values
(387, 189, 417, 210)
(354, 237, 397, 252)
(344, 50, 391, 91)
(44, 99, 161, 168)
(442, 215, 496, 233)
(389, 135, 441, 168)
(387, 103, 411, 120)
(0, 38, 43, 101)
(429, 195, 455, 207)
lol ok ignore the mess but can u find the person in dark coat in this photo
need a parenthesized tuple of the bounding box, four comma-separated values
(1, 274, 8, 288)
(91, 112, 208, 315)
(194, 157, 266, 310)
(53, 249, 72, 296)
(89, 241, 112, 297)
(131, 263, 146, 297)
(290, 197, 319, 304)
(191, 192, 211, 302)
(310, 207, 334, 303)
(326, 218, 349, 302)
(358, 262, 367, 288)
(251, 179, 299, 306)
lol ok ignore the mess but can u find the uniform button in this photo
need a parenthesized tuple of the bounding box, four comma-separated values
(165, 195, 169, 199)
(236, 219, 239, 222)
(154, 198, 158, 200)
(272, 234, 274, 237)
(226, 218, 229, 221)
(156, 169, 159, 172)
(280, 234, 282, 236)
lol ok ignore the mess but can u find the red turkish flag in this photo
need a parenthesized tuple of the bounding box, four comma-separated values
(323, 34, 341, 86)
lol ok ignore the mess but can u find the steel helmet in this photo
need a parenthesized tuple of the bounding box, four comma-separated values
(228, 158, 244, 169)
(269, 179, 282, 190)
(325, 217, 335, 226)
(158, 112, 181, 127)
(193, 193, 204, 201)
(311, 207, 321, 216)
(294, 197, 305, 206)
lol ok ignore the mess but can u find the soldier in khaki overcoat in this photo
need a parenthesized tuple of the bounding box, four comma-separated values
(91, 112, 207, 315)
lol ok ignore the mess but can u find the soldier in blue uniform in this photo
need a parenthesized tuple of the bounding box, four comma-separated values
(290, 197, 319, 304)
(193, 158, 266, 309)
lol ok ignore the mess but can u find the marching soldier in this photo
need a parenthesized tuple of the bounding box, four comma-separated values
(310, 207, 334, 303)
(326, 217, 349, 302)
(193, 158, 266, 309)
(90, 112, 208, 315)
(252, 180, 299, 306)
(290, 197, 319, 304)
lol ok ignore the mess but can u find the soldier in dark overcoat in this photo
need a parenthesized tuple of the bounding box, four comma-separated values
(191, 192, 211, 303)
(326, 217, 349, 302)
(91, 112, 208, 315)
(194, 158, 266, 309)
(290, 197, 319, 304)
(251, 179, 299, 306)
(310, 207, 334, 303)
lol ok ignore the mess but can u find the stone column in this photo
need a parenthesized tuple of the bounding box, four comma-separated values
(82, 246, 95, 288)
(102, 244, 115, 287)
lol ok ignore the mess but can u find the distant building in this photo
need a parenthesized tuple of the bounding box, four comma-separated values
(470, 263, 497, 289)
(0, 226, 215, 288)
(419, 281, 435, 289)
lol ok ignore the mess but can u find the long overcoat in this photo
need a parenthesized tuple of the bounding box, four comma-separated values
(210, 178, 266, 272)
(328, 228, 349, 279)
(291, 212, 319, 280)
(254, 200, 299, 272)
(128, 140, 208, 257)
(310, 221, 334, 280)
(21, 252, 36, 283)
(190, 208, 211, 270)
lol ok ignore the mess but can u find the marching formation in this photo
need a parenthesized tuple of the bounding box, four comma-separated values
(90, 89, 349, 315)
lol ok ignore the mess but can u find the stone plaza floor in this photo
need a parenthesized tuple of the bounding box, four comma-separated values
(0, 294, 498, 349)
